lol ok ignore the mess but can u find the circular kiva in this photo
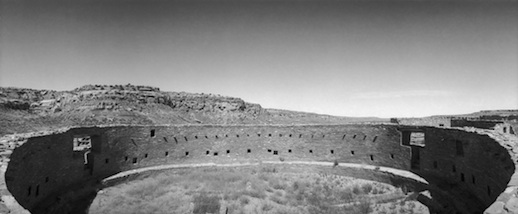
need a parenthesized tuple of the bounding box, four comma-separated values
(4, 124, 517, 213)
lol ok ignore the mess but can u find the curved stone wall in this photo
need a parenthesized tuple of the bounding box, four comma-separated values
(4, 124, 515, 213)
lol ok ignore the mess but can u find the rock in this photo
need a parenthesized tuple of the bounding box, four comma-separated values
(485, 201, 505, 214)
(505, 197, 518, 213)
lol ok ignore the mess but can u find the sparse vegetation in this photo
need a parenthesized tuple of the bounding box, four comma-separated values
(89, 166, 428, 214)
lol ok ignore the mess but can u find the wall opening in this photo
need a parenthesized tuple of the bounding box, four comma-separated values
(510, 126, 515, 134)
(351, 151, 355, 155)
(165, 151, 169, 156)
(363, 136, 367, 140)
(487, 186, 491, 196)
(461, 173, 465, 182)
(227, 150, 230, 154)
(35, 185, 39, 197)
(258, 134, 261, 137)
(184, 137, 188, 142)
(225, 134, 228, 137)
(236, 135, 239, 138)
(206, 151, 210, 155)
(456, 140, 464, 156)
(132, 158, 138, 164)
(452, 165, 456, 172)
(279, 134, 283, 137)
(150, 129, 155, 137)
(195, 136, 198, 139)
(273, 151, 278, 155)
(174, 137, 178, 144)
(411, 147, 420, 170)
(124, 156, 128, 161)
(370, 155, 374, 161)
(247, 149, 251, 153)
(330, 150, 334, 154)
(433, 161, 437, 169)
(299, 134, 302, 138)
(105, 158, 109, 164)
(472, 175, 476, 184)
(268, 134, 272, 137)
(289, 134, 292, 137)
(27, 186, 31, 197)
(45, 177, 49, 183)
(267, 149, 272, 153)
(390, 154, 394, 159)
(73, 136, 92, 152)
(288, 149, 292, 153)
(373, 136, 378, 142)
(185, 152, 189, 156)
(144, 153, 148, 158)
(163, 137, 168, 142)
(214, 152, 218, 156)
(342, 135, 346, 140)
(353, 135, 356, 139)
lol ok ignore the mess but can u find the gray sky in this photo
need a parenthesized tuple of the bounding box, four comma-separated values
(1, 0, 517, 117)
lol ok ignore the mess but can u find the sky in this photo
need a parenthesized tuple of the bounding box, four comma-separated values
(1, 0, 517, 118)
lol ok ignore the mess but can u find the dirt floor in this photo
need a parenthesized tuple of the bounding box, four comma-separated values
(89, 166, 428, 214)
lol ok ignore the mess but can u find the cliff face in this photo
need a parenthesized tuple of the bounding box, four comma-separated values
(0, 84, 265, 135)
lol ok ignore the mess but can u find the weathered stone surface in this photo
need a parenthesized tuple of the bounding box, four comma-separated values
(505, 197, 518, 213)
(485, 201, 505, 214)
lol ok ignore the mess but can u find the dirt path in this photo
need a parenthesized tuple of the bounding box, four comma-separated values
(103, 161, 428, 184)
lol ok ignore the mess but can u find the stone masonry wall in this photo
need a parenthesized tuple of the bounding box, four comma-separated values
(3, 124, 514, 213)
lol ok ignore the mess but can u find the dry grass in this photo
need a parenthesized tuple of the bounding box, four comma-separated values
(89, 166, 426, 214)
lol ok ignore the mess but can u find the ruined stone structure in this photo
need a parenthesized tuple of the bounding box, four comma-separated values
(3, 124, 518, 213)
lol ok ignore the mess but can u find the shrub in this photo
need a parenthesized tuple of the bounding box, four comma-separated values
(239, 196, 250, 205)
(361, 183, 373, 194)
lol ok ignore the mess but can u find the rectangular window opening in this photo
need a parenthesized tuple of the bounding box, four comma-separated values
(370, 155, 374, 161)
(309, 149, 313, 153)
(124, 156, 128, 161)
(206, 151, 210, 155)
(214, 152, 218, 156)
(247, 149, 251, 153)
(288, 149, 292, 153)
(330, 150, 334, 154)
(226, 150, 230, 154)
(390, 154, 394, 159)
(351, 151, 355, 155)
(267, 149, 272, 153)
(73, 135, 92, 152)
(150, 129, 155, 137)
(144, 153, 148, 158)
(185, 152, 189, 156)
(165, 151, 169, 156)
(132, 157, 138, 164)
(273, 151, 278, 155)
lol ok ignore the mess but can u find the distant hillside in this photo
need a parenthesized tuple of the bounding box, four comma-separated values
(0, 84, 385, 136)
